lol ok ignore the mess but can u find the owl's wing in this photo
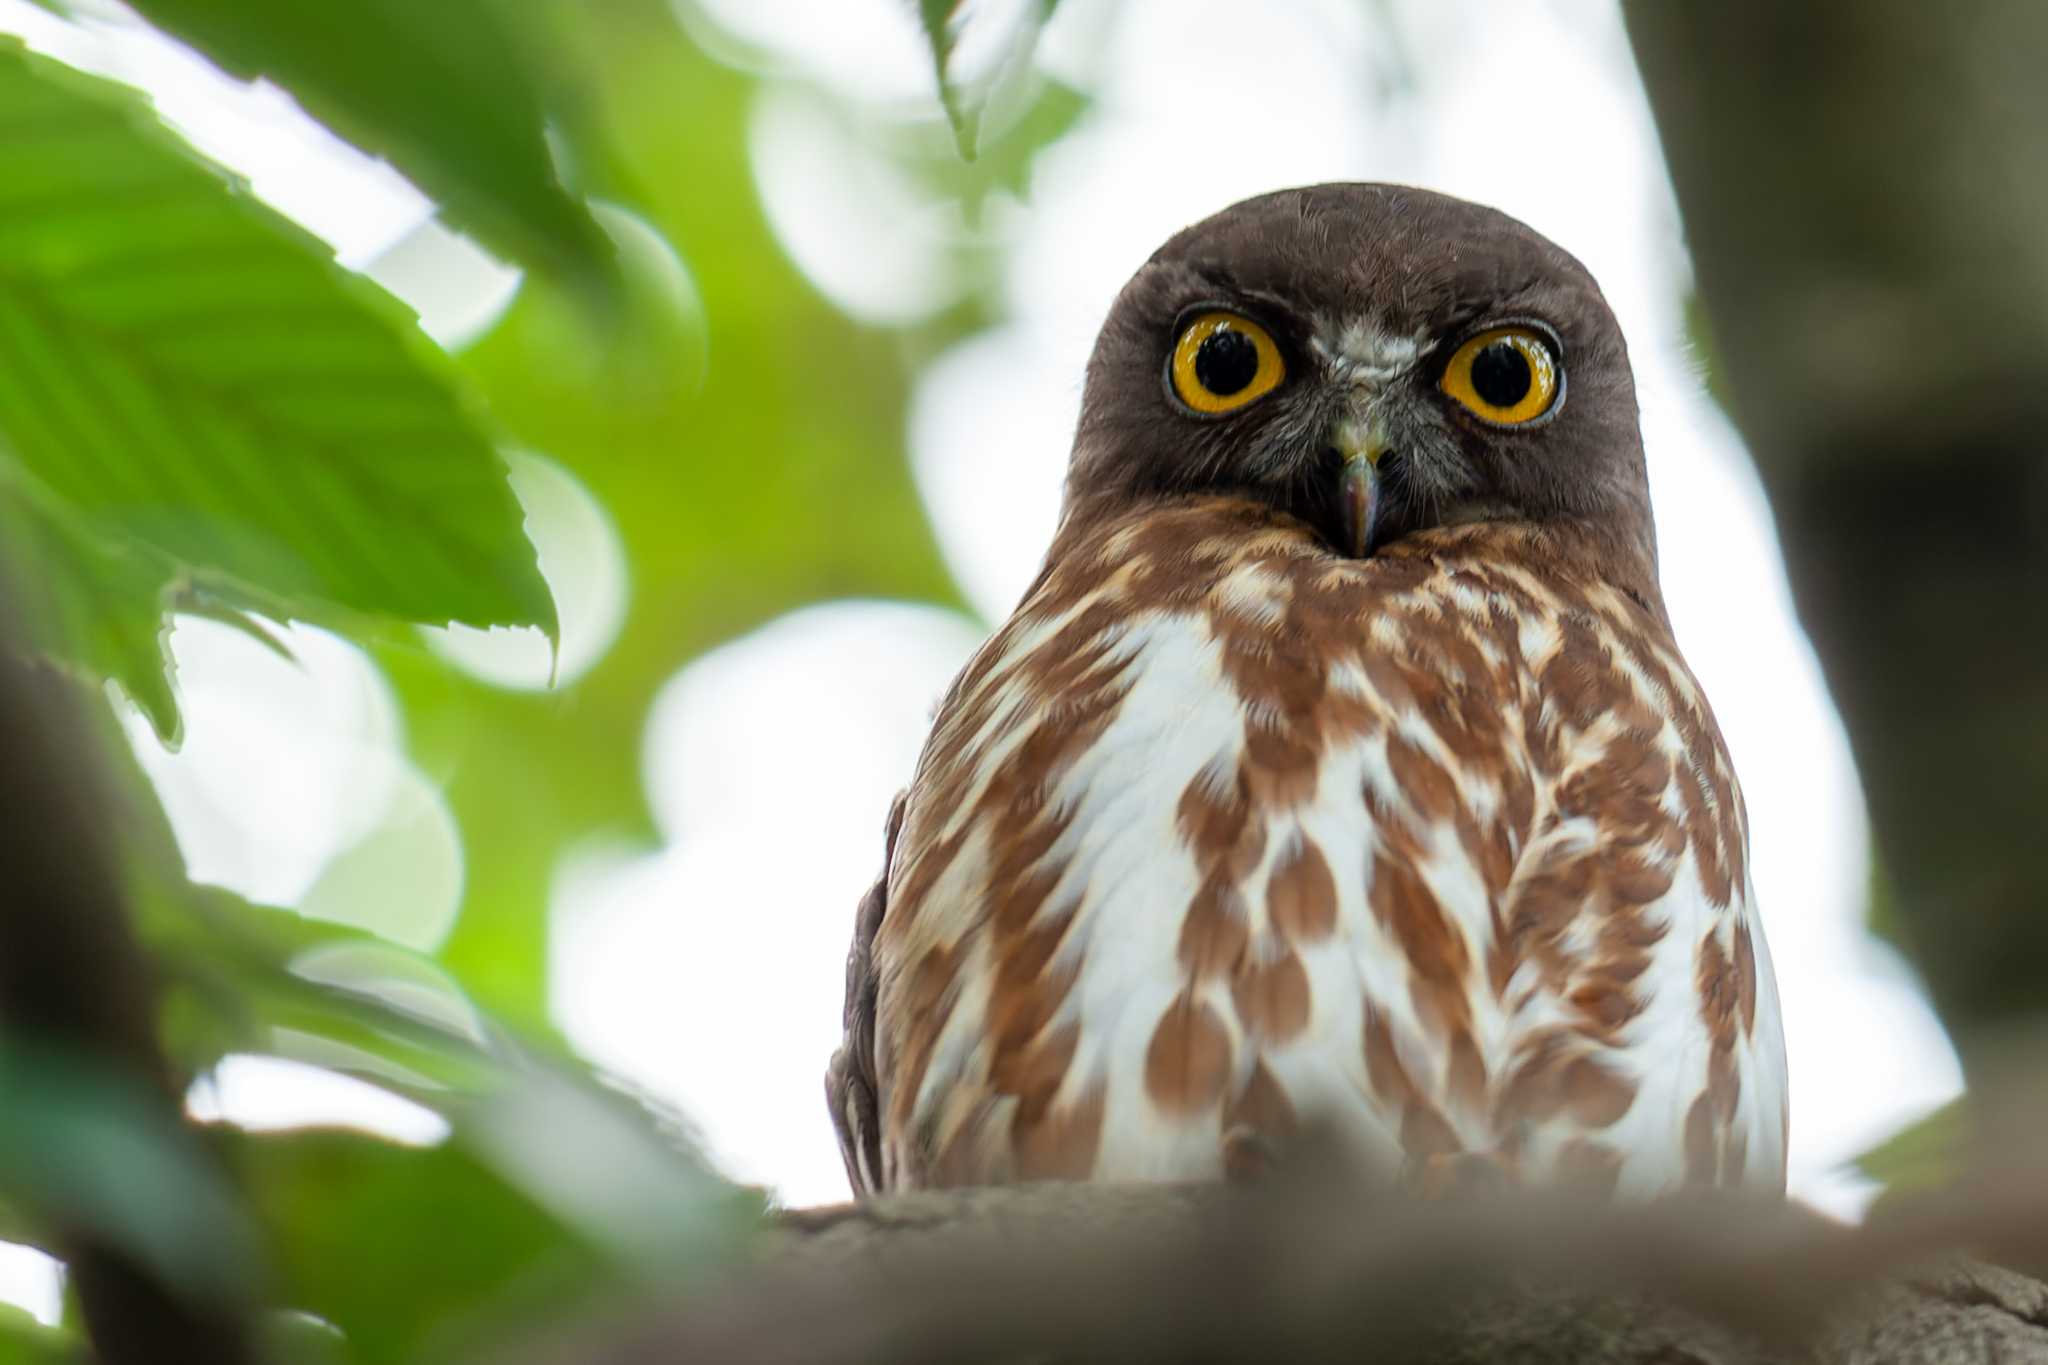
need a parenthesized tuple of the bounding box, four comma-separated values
(825, 791, 906, 1198)
(1468, 617, 1788, 1195)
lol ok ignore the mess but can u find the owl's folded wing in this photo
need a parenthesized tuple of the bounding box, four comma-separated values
(825, 791, 906, 1198)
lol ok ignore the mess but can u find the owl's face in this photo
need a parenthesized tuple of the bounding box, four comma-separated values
(1067, 184, 1653, 570)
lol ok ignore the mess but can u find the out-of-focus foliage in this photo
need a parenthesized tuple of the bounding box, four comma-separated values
(920, 0, 1062, 156)
(229, 1129, 601, 1364)
(43, 0, 617, 293)
(0, 39, 552, 744)
(0, 1043, 255, 1303)
(399, 0, 972, 1020)
(0, 0, 1082, 1357)
(0, 1308, 78, 1365)
(1854, 1099, 1966, 1204)
(0, 487, 179, 740)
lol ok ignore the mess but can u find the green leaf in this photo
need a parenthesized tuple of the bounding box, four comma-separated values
(255, 1311, 350, 1365)
(141, 880, 751, 1273)
(0, 476, 180, 744)
(119, 0, 615, 293)
(229, 1128, 604, 1365)
(460, 1071, 762, 1270)
(0, 1043, 256, 1310)
(0, 1307, 80, 1365)
(0, 39, 555, 663)
(144, 890, 756, 1353)
(904, 77, 1087, 224)
(918, 0, 1060, 157)
(140, 882, 518, 1094)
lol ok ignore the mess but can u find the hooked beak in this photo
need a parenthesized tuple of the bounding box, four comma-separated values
(1334, 415, 1391, 558)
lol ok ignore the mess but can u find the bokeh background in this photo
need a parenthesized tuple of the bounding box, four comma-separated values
(0, 0, 1965, 1336)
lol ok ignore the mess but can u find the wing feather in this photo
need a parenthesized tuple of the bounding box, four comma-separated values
(825, 791, 906, 1197)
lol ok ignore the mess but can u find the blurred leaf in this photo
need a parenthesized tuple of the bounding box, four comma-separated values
(1866, 853, 1906, 952)
(256, 1311, 350, 1365)
(0, 1308, 79, 1365)
(0, 39, 555, 727)
(146, 888, 755, 1355)
(0, 476, 179, 743)
(462, 1071, 762, 1270)
(391, 0, 961, 1027)
(902, 76, 1087, 225)
(0, 1043, 256, 1309)
(141, 878, 753, 1268)
(919, 0, 1060, 157)
(228, 1128, 604, 1365)
(118, 0, 616, 294)
(168, 589, 297, 662)
(139, 881, 519, 1094)
(0, 1205, 51, 1256)
(142, 880, 386, 968)
(1855, 1098, 1967, 1197)
(90, 719, 507, 1096)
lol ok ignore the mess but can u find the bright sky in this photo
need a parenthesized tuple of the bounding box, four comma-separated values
(0, 0, 1964, 1319)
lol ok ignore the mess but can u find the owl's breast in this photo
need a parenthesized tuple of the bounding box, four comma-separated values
(871, 511, 1785, 1197)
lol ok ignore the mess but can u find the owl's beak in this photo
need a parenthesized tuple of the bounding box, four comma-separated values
(1334, 416, 1390, 557)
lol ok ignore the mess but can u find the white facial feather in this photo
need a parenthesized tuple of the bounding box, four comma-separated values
(1311, 316, 1432, 386)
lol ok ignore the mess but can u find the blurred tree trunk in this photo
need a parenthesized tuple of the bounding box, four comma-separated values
(0, 596, 254, 1365)
(1622, 1, 2048, 1057)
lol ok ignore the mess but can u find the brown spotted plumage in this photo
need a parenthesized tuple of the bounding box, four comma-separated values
(827, 184, 1786, 1200)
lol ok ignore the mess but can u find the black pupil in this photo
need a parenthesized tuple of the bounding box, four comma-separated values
(1470, 340, 1533, 408)
(1193, 327, 1260, 396)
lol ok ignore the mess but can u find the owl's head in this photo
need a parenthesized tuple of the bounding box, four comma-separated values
(1068, 183, 1655, 585)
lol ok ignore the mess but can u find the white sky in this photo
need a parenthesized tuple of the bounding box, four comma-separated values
(0, 0, 1963, 1318)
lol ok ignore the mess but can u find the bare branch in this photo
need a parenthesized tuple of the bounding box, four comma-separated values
(504, 1166, 2048, 1365)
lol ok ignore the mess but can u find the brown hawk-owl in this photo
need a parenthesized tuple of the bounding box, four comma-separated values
(828, 183, 1787, 1199)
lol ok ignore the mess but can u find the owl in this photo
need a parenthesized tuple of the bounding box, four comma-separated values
(828, 183, 1786, 1201)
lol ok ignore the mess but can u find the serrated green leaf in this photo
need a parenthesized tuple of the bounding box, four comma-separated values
(918, 0, 1060, 158)
(0, 40, 556, 658)
(0, 475, 180, 743)
(120, 0, 615, 294)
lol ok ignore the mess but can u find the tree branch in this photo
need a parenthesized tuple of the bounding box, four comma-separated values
(504, 1168, 2048, 1365)
(0, 591, 254, 1365)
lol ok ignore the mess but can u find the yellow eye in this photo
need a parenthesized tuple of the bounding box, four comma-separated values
(1170, 312, 1285, 414)
(1440, 326, 1561, 425)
